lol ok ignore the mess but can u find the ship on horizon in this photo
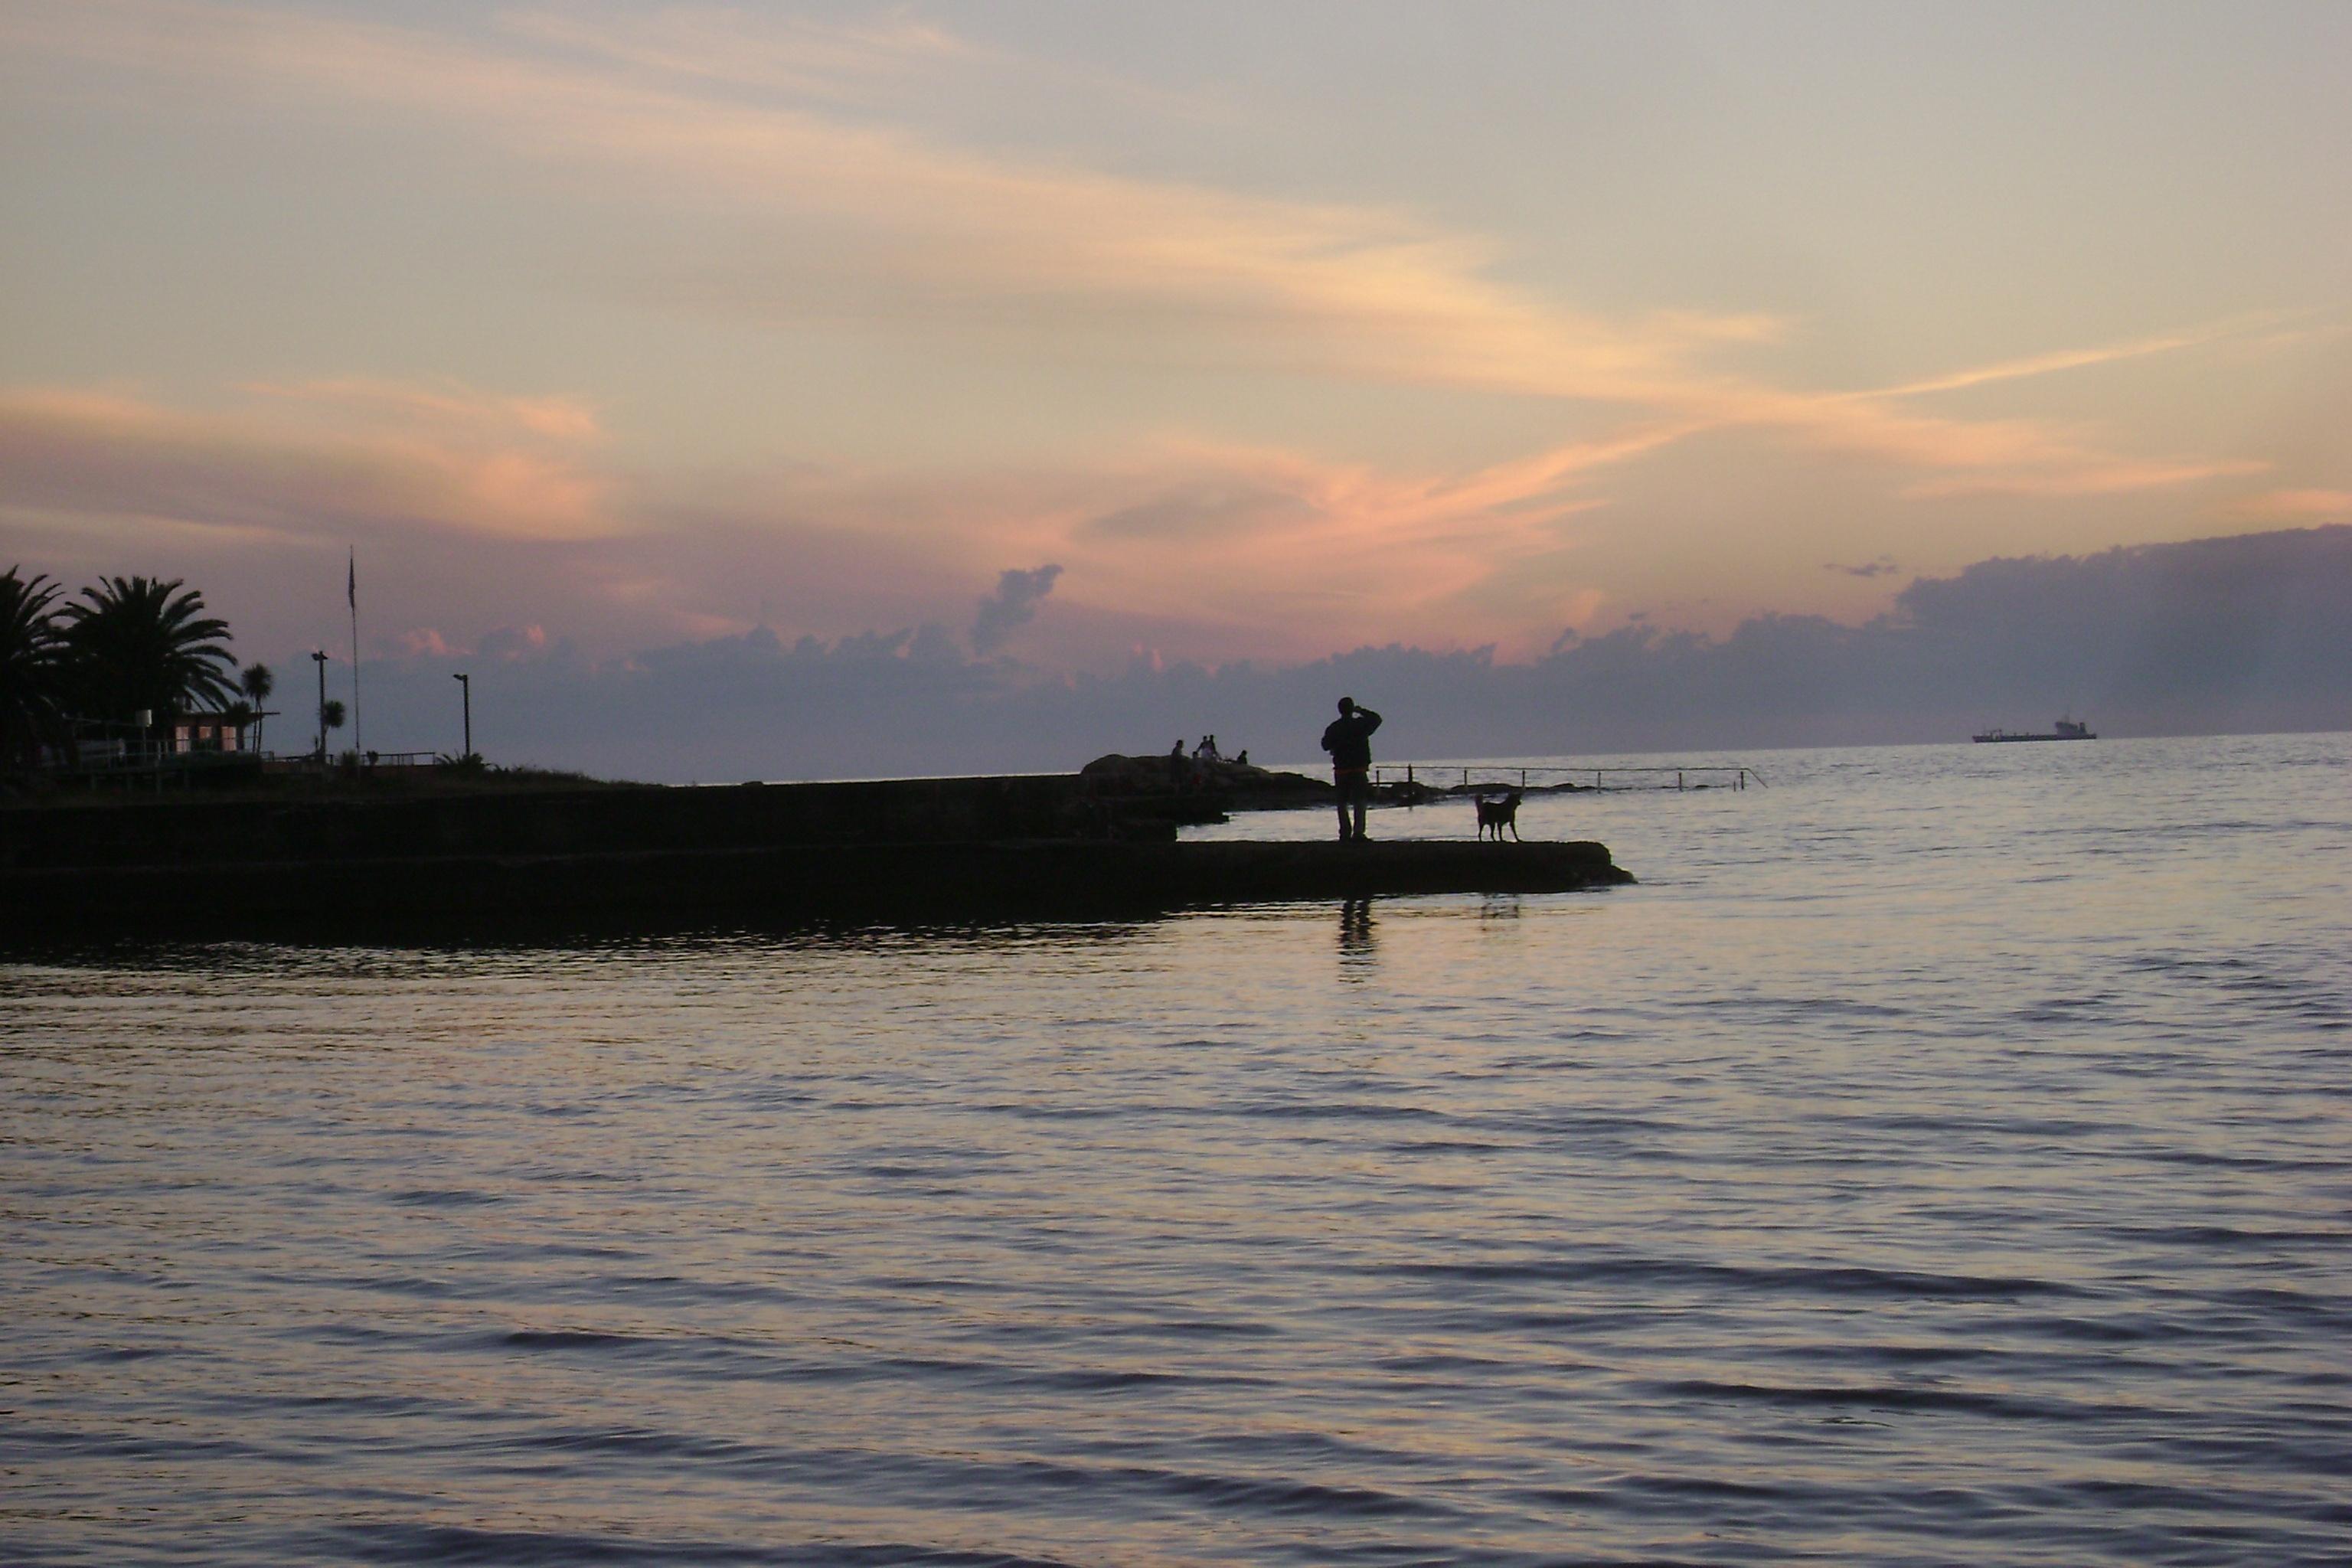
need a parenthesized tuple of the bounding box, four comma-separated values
(1973, 716, 2096, 743)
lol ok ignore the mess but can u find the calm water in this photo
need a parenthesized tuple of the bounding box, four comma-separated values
(4, 734, 2348, 1566)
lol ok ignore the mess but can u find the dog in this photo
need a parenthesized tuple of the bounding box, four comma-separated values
(1475, 788, 1523, 841)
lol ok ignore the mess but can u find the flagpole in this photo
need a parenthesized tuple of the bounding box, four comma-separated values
(348, 549, 361, 756)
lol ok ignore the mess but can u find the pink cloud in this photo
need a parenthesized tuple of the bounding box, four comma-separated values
(0, 355, 2299, 678)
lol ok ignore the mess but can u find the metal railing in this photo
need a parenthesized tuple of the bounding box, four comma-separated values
(41, 744, 457, 781)
(1374, 763, 1766, 793)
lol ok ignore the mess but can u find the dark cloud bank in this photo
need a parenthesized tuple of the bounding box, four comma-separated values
(346, 527, 2350, 781)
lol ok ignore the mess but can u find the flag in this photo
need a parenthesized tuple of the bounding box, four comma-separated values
(347, 548, 361, 755)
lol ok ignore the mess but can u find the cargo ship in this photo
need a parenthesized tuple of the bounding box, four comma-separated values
(1972, 716, 2096, 743)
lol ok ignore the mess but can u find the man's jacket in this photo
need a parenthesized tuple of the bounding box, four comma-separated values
(1320, 708, 1383, 769)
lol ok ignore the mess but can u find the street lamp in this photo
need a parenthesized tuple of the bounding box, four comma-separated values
(309, 649, 330, 760)
(452, 671, 471, 760)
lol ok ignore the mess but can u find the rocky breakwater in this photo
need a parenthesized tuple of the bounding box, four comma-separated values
(1075, 752, 1336, 824)
(0, 766, 1632, 939)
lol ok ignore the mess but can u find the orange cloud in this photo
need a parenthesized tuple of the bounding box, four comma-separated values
(920, 433, 1661, 655)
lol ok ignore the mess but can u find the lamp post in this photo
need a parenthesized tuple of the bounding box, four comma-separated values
(452, 671, 471, 760)
(310, 649, 330, 761)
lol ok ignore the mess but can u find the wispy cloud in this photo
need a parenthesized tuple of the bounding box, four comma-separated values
(495, 7, 975, 102)
(237, 378, 604, 443)
(1902, 456, 2268, 500)
(494, 5, 1228, 124)
(0, 381, 613, 544)
(1720, 384, 2266, 498)
(8, 0, 2263, 507)
(1851, 322, 2256, 400)
(2224, 488, 2352, 521)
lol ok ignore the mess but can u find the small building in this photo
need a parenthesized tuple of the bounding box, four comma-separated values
(171, 714, 258, 755)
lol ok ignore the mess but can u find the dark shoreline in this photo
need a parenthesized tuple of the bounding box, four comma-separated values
(1, 838, 1630, 942)
(0, 769, 1632, 941)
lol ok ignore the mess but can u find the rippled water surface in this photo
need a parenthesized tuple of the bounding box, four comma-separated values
(5, 734, 2350, 1565)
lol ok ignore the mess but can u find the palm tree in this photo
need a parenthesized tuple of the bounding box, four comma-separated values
(241, 662, 274, 752)
(1, 567, 69, 766)
(60, 576, 237, 743)
(321, 698, 347, 759)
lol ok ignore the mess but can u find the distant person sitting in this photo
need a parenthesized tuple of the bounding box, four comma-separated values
(1234, 749, 1248, 766)
(1320, 697, 1383, 841)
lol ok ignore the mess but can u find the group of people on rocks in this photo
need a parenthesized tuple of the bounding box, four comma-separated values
(1172, 734, 1248, 766)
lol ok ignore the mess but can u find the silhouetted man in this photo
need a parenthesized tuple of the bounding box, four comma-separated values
(1320, 696, 1383, 841)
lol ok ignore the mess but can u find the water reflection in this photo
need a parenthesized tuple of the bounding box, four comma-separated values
(1338, 898, 1377, 972)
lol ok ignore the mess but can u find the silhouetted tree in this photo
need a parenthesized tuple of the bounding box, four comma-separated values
(60, 576, 237, 742)
(240, 662, 274, 751)
(0, 568, 69, 766)
(321, 698, 347, 749)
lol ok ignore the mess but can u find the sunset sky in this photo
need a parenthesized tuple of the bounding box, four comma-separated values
(5, 0, 2349, 687)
